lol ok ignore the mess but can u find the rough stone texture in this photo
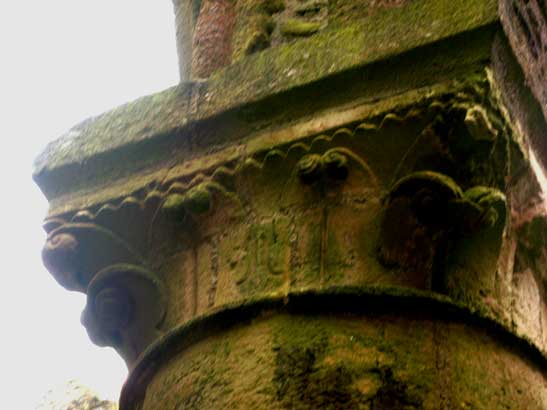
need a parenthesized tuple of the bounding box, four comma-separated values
(137, 313, 547, 410)
(35, 0, 547, 409)
(173, 0, 199, 81)
(34, 0, 500, 210)
(499, 0, 547, 123)
(191, 0, 236, 78)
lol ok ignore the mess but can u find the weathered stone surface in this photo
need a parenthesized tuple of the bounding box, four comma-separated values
(39, 72, 547, 407)
(34, 0, 499, 211)
(35, 0, 547, 409)
(499, 0, 547, 123)
(132, 309, 547, 410)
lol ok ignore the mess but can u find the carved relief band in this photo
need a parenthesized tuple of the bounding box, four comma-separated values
(42, 86, 547, 367)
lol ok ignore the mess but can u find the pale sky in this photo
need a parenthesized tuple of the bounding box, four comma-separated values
(0, 1, 179, 408)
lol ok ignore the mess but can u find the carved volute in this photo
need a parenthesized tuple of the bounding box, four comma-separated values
(36, 0, 547, 408)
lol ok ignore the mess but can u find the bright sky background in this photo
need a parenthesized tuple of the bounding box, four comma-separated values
(0, 1, 179, 408)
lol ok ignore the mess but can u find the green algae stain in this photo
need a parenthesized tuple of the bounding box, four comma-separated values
(184, 186, 213, 214)
(325, 223, 348, 284)
(279, 19, 321, 37)
(271, 316, 424, 409)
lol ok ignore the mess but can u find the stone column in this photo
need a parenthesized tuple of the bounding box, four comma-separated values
(35, 0, 547, 408)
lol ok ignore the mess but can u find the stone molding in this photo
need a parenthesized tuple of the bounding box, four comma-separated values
(41, 85, 547, 365)
(34, 0, 499, 205)
(120, 288, 547, 410)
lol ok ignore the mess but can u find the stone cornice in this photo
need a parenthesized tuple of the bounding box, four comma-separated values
(33, 0, 500, 209)
(39, 74, 497, 217)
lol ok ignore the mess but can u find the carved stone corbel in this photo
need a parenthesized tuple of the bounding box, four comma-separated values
(42, 223, 145, 292)
(42, 222, 166, 364)
(378, 171, 506, 290)
(81, 264, 166, 364)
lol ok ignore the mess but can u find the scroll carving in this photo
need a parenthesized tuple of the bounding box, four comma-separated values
(276, 0, 329, 40)
(44, 98, 506, 294)
(42, 223, 145, 292)
(232, 0, 329, 61)
(81, 264, 166, 363)
(42, 223, 166, 363)
(232, 0, 285, 60)
(378, 171, 506, 291)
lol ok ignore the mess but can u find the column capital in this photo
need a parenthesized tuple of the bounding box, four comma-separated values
(35, 1, 547, 408)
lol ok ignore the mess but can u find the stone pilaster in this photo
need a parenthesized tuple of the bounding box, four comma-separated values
(36, 0, 547, 408)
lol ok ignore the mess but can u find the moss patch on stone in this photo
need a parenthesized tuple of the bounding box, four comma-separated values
(279, 19, 321, 36)
(35, 0, 498, 184)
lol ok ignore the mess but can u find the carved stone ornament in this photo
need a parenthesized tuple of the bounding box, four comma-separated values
(35, 1, 547, 405)
(41, 92, 545, 360)
(42, 221, 166, 361)
(378, 171, 506, 276)
(42, 223, 144, 292)
(81, 264, 165, 363)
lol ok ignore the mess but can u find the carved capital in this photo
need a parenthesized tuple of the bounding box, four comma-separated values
(39, 90, 547, 370)
(33, 2, 547, 405)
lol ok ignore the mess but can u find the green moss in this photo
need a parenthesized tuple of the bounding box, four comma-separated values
(161, 186, 211, 219)
(36, 0, 500, 217)
(233, 13, 275, 61)
(184, 186, 212, 214)
(235, 220, 287, 295)
(208, 0, 497, 110)
(232, 0, 283, 61)
(263, 0, 284, 14)
(271, 315, 426, 409)
(122, 285, 547, 409)
(280, 19, 321, 36)
(162, 193, 187, 216)
(37, 0, 498, 174)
